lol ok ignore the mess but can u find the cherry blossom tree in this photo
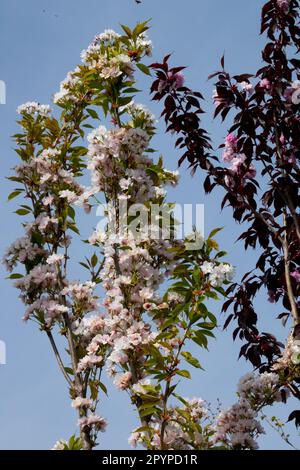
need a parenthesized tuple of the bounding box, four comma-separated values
(3, 17, 295, 451)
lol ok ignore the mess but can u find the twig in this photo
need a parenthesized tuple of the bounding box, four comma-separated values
(46, 330, 73, 387)
(283, 211, 299, 325)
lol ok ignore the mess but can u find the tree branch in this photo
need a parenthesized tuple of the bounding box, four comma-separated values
(46, 330, 73, 387)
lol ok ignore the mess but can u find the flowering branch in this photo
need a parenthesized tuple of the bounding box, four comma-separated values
(4, 15, 297, 450)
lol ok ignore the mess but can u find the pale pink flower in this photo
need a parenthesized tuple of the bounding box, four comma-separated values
(168, 71, 185, 89)
(71, 397, 93, 409)
(42, 195, 55, 206)
(284, 80, 300, 104)
(114, 372, 132, 390)
(77, 354, 103, 373)
(46, 253, 64, 265)
(290, 269, 300, 283)
(79, 415, 107, 431)
(59, 190, 78, 204)
(259, 78, 271, 90)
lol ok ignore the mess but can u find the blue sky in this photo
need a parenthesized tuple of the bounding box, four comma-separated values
(0, 0, 298, 450)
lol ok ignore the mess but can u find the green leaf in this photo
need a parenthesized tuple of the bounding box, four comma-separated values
(197, 321, 216, 330)
(99, 381, 108, 396)
(192, 331, 208, 349)
(87, 108, 99, 120)
(89, 380, 99, 401)
(176, 369, 191, 379)
(198, 303, 209, 317)
(161, 316, 176, 330)
(79, 262, 90, 270)
(181, 352, 202, 369)
(91, 253, 98, 268)
(139, 400, 161, 410)
(68, 206, 76, 220)
(7, 176, 22, 183)
(189, 312, 202, 326)
(7, 189, 24, 202)
(206, 291, 219, 300)
(118, 96, 134, 106)
(139, 407, 158, 418)
(121, 24, 132, 37)
(173, 393, 189, 406)
(208, 227, 223, 239)
(15, 208, 30, 216)
(67, 436, 82, 451)
(134, 426, 151, 433)
(123, 87, 141, 94)
(176, 408, 191, 421)
(200, 329, 215, 338)
(7, 273, 23, 279)
(133, 21, 150, 37)
(137, 63, 151, 76)
(68, 223, 80, 235)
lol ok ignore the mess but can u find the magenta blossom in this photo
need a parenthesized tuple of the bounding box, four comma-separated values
(167, 71, 185, 89)
(223, 133, 239, 162)
(276, 0, 291, 12)
(284, 80, 300, 104)
(158, 71, 185, 94)
(290, 270, 300, 283)
(226, 133, 238, 145)
(259, 78, 271, 90)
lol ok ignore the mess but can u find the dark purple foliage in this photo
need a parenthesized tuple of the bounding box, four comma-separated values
(150, 0, 300, 422)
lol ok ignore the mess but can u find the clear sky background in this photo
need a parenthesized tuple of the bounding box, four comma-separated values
(0, 0, 298, 450)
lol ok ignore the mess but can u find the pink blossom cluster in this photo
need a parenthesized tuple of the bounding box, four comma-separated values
(6, 26, 160, 449)
(78, 28, 151, 85)
(222, 133, 239, 162)
(126, 102, 156, 131)
(259, 78, 272, 91)
(87, 124, 170, 202)
(71, 397, 93, 409)
(222, 133, 256, 188)
(23, 298, 69, 326)
(81, 28, 152, 70)
(213, 371, 286, 449)
(200, 260, 234, 287)
(7, 25, 258, 450)
(53, 67, 81, 104)
(14, 147, 87, 211)
(2, 237, 46, 272)
(14, 264, 62, 295)
(4, 103, 98, 336)
(158, 71, 185, 94)
(129, 398, 209, 450)
(237, 372, 283, 406)
(62, 282, 99, 315)
(10, 258, 70, 326)
(114, 371, 132, 390)
(78, 414, 107, 432)
(80, 230, 174, 382)
(273, 333, 300, 370)
(54, 29, 152, 104)
(82, 94, 185, 406)
(51, 439, 67, 450)
(17, 101, 52, 117)
(239, 81, 254, 93)
(213, 399, 264, 450)
(284, 80, 300, 105)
